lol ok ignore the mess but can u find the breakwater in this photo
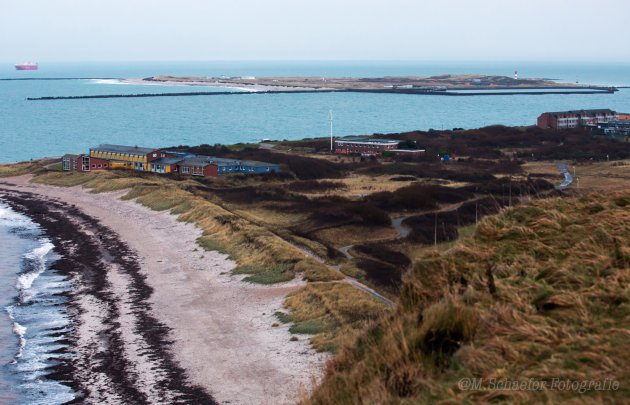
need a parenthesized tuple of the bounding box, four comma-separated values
(26, 86, 618, 101)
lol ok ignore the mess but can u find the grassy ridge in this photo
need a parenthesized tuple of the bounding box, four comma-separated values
(307, 191, 630, 403)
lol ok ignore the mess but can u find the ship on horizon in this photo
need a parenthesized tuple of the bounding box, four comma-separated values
(15, 61, 38, 71)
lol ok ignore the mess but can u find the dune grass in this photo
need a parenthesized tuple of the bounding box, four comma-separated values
(306, 191, 630, 404)
(0, 160, 54, 178)
(285, 282, 389, 352)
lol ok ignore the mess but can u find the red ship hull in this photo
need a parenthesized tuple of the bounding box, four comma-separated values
(15, 64, 38, 70)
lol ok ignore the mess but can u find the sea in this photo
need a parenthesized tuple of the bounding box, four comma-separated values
(0, 61, 628, 403)
(0, 61, 629, 163)
(0, 203, 74, 404)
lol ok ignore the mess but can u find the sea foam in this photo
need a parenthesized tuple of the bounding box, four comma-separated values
(5, 305, 26, 360)
(17, 241, 55, 293)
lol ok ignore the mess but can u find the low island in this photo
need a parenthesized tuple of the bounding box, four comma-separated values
(27, 74, 618, 101)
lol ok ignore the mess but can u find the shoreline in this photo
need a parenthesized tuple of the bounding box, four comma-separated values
(117, 78, 322, 92)
(0, 176, 327, 404)
(1, 189, 215, 404)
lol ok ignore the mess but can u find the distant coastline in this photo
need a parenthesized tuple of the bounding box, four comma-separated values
(25, 74, 618, 100)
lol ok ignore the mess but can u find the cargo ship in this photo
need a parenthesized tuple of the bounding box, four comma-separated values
(15, 61, 38, 71)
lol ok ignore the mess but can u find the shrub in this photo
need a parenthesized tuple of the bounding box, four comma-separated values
(367, 184, 472, 211)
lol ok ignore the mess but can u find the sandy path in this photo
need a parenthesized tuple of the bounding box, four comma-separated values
(0, 175, 327, 405)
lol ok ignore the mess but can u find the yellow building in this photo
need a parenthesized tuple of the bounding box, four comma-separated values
(89, 144, 159, 171)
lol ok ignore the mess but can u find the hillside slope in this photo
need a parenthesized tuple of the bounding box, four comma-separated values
(307, 192, 630, 404)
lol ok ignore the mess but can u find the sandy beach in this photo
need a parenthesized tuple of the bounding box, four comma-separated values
(0, 175, 327, 404)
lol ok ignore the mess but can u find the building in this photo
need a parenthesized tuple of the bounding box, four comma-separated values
(603, 120, 630, 138)
(62, 154, 110, 172)
(62, 154, 80, 171)
(149, 157, 186, 174)
(618, 113, 630, 121)
(177, 156, 281, 177)
(334, 138, 400, 156)
(64, 143, 281, 178)
(537, 109, 617, 130)
(178, 156, 219, 177)
(391, 149, 426, 157)
(88, 144, 177, 171)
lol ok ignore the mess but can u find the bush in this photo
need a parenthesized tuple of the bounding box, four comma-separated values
(287, 180, 346, 192)
(367, 184, 473, 211)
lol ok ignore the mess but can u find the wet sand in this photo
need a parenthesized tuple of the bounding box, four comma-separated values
(0, 175, 327, 405)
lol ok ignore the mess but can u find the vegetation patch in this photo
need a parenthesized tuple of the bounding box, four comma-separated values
(196, 236, 229, 255)
(274, 311, 292, 324)
(234, 263, 295, 284)
(307, 191, 630, 404)
(289, 319, 325, 335)
(285, 283, 390, 352)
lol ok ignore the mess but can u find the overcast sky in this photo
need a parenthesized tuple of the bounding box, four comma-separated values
(2, 0, 629, 62)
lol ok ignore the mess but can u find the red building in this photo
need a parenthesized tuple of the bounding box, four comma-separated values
(62, 154, 110, 172)
(177, 157, 219, 177)
(334, 138, 400, 156)
(537, 109, 617, 130)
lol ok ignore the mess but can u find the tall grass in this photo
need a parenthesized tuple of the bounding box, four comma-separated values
(306, 191, 630, 403)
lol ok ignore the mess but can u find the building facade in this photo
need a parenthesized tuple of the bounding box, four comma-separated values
(537, 109, 618, 130)
(64, 144, 281, 177)
(334, 138, 400, 156)
(88, 144, 177, 171)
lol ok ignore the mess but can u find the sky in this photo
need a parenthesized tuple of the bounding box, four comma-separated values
(1, 0, 629, 62)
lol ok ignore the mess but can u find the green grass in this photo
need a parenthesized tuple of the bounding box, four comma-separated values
(289, 319, 325, 335)
(47, 162, 63, 171)
(196, 236, 229, 255)
(274, 311, 292, 324)
(234, 263, 295, 284)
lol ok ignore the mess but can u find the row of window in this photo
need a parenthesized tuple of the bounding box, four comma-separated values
(91, 151, 147, 162)
(336, 144, 395, 149)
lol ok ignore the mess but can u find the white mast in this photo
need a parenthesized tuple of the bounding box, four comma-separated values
(329, 109, 334, 152)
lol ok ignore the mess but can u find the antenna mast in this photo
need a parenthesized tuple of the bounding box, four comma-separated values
(329, 109, 334, 152)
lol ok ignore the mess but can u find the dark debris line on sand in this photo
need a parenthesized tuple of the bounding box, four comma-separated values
(0, 190, 217, 405)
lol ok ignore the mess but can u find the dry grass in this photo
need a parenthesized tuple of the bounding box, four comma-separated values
(312, 224, 399, 248)
(524, 159, 630, 191)
(306, 191, 630, 404)
(285, 282, 390, 352)
(0, 160, 54, 178)
(301, 175, 420, 199)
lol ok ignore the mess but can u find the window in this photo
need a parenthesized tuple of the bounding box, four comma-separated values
(92, 164, 96, 168)
(104, 164, 108, 168)
(182, 167, 190, 174)
(98, 164, 102, 168)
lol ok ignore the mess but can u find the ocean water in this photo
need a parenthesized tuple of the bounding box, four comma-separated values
(0, 202, 75, 404)
(0, 61, 628, 403)
(0, 61, 629, 163)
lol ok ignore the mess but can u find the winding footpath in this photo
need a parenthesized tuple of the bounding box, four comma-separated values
(556, 163, 574, 190)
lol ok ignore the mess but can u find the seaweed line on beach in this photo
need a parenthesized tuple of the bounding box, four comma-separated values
(1, 190, 217, 405)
